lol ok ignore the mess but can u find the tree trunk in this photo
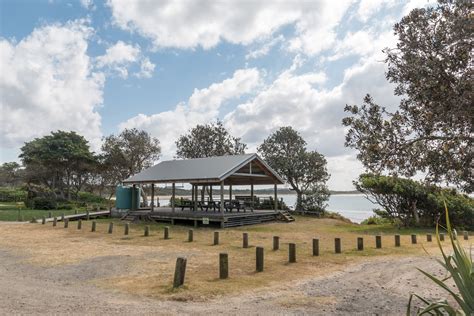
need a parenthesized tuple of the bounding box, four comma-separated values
(411, 200, 420, 225)
(140, 185, 148, 207)
(296, 191, 303, 211)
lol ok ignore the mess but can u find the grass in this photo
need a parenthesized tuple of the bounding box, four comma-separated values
(0, 216, 470, 301)
(0, 202, 83, 221)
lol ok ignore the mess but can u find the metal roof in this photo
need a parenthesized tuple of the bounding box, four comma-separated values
(123, 153, 284, 185)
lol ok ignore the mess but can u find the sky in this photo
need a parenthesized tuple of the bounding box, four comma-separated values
(0, 0, 435, 190)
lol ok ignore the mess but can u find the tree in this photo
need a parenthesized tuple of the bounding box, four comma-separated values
(175, 121, 247, 159)
(0, 162, 22, 186)
(101, 128, 161, 200)
(342, 0, 473, 192)
(19, 131, 97, 199)
(258, 127, 330, 211)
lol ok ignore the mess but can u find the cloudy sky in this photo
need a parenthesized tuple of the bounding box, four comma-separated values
(0, 0, 435, 190)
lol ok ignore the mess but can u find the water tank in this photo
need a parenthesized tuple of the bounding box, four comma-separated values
(115, 185, 140, 210)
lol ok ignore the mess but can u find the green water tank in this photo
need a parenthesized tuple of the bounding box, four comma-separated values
(115, 185, 140, 210)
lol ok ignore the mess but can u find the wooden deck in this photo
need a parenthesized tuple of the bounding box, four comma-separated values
(123, 207, 280, 228)
(40, 210, 110, 223)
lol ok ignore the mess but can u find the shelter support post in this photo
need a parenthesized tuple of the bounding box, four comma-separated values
(193, 185, 197, 212)
(229, 185, 232, 201)
(132, 184, 137, 211)
(250, 183, 254, 209)
(151, 183, 155, 212)
(210, 186, 213, 201)
(201, 185, 205, 202)
(220, 181, 224, 214)
(171, 183, 176, 212)
(274, 184, 278, 211)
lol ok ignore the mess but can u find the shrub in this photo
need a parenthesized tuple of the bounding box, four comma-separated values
(0, 187, 27, 202)
(77, 191, 106, 204)
(32, 197, 57, 210)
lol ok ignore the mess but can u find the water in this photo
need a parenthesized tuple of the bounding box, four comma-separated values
(153, 194, 379, 223)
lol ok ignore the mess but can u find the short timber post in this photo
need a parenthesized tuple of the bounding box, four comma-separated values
(411, 234, 417, 244)
(273, 236, 280, 251)
(376, 235, 382, 249)
(464, 231, 469, 240)
(213, 231, 219, 245)
(288, 243, 296, 263)
(219, 253, 229, 279)
(86, 210, 90, 221)
(427, 234, 432, 242)
(77, 219, 82, 230)
(108, 222, 114, 234)
(357, 237, 364, 251)
(124, 223, 129, 235)
(335, 238, 341, 254)
(74, 210, 78, 215)
(42, 216, 46, 225)
(48, 211, 52, 218)
(61, 213, 65, 222)
(144, 225, 150, 237)
(312, 238, 319, 256)
(164, 226, 170, 239)
(91, 221, 96, 232)
(53, 217, 57, 227)
(64, 218, 69, 228)
(439, 233, 445, 241)
(243, 233, 249, 248)
(173, 257, 187, 288)
(256, 247, 264, 272)
(188, 229, 193, 242)
(395, 234, 401, 247)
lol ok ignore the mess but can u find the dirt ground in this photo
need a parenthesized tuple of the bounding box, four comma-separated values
(0, 220, 467, 315)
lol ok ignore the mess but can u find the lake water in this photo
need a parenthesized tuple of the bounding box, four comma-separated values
(154, 194, 379, 223)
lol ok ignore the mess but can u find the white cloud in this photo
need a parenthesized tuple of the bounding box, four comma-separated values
(107, 0, 352, 56)
(80, 0, 95, 10)
(96, 40, 147, 79)
(0, 20, 104, 150)
(135, 57, 156, 79)
(356, 0, 396, 22)
(119, 68, 261, 157)
(245, 35, 284, 60)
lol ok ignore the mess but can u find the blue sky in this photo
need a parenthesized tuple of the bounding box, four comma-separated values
(0, 0, 434, 190)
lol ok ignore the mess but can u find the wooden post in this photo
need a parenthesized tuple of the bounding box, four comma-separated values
(74, 210, 78, 215)
(61, 213, 65, 222)
(220, 181, 224, 214)
(394, 234, 401, 247)
(219, 253, 229, 279)
(64, 218, 69, 228)
(144, 225, 149, 237)
(164, 226, 170, 239)
(229, 185, 232, 202)
(243, 232, 249, 248)
(124, 223, 129, 235)
(273, 236, 279, 251)
(256, 247, 264, 272)
(312, 238, 319, 256)
(439, 233, 445, 241)
(108, 222, 114, 234)
(411, 234, 417, 244)
(194, 185, 198, 212)
(42, 216, 46, 225)
(48, 211, 52, 218)
(213, 231, 219, 245)
(335, 238, 341, 253)
(427, 234, 432, 242)
(288, 243, 296, 263)
(464, 231, 468, 240)
(274, 184, 278, 211)
(357, 237, 364, 251)
(77, 219, 82, 230)
(171, 183, 176, 212)
(250, 183, 254, 209)
(91, 221, 96, 232)
(376, 235, 382, 248)
(453, 231, 457, 240)
(151, 183, 155, 212)
(201, 185, 205, 202)
(131, 184, 137, 211)
(173, 257, 187, 288)
(188, 229, 193, 242)
(86, 210, 90, 221)
(53, 217, 57, 227)
(209, 185, 213, 201)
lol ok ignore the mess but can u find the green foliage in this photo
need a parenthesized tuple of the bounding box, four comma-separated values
(356, 174, 473, 229)
(31, 197, 57, 210)
(407, 204, 474, 315)
(343, 0, 473, 192)
(361, 213, 393, 225)
(0, 187, 27, 202)
(175, 120, 247, 159)
(0, 162, 23, 186)
(258, 126, 330, 211)
(77, 191, 107, 204)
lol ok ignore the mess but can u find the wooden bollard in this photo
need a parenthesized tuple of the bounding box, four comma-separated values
(91, 221, 96, 232)
(411, 234, 417, 244)
(124, 223, 129, 235)
(188, 229, 193, 242)
(273, 236, 279, 251)
(357, 237, 364, 251)
(312, 238, 319, 256)
(243, 233, 249, 248)
(48, 211, 52, 218)
(108, 222, 114, 234)
(288, 243, 296, 263)
(173, 257, 187, 288)
(453, 231, 457, 240)
(61, 213, 65, 221)
(219, 253, 228, 279)
(464, 231, 469, 240)
(64, 218, 69, 228)
(144, 225, 150, 237)
(213, 231, 219, 245)
(164, 226, 170, 239)
(439, 233, 445, 241)
(427, 234, 432, 242)
(74, 210, 78, 215)
(376, 235, 382, 249)
(86, 210, 90, 221)
(77, 219, 82, 230)
(42, 216, 46, 225)
(256, 247, 264, 272)
(335, 238, 341, 254)
(53, 217, 57, 227)
(395, 234, 401, 247)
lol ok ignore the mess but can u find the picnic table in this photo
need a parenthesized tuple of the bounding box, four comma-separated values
(179, 199, 252, 212)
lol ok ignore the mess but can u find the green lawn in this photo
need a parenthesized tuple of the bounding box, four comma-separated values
(0, 202, 83, 221)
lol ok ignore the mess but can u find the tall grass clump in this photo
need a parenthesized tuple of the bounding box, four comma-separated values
(407, 203, 473, 315)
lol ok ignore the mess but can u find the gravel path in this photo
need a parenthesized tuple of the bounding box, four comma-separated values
(0, 248, 450, 315)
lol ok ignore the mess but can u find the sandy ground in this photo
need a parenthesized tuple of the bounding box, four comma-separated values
(0, 248, 452, 315)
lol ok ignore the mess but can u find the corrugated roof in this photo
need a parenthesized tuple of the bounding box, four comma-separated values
(123, 153, 284, 184)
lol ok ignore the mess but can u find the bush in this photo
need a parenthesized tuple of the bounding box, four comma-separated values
(32, 197, 57, 210)
(0, 187, 27, 202)
(77, 191, 106, 204)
